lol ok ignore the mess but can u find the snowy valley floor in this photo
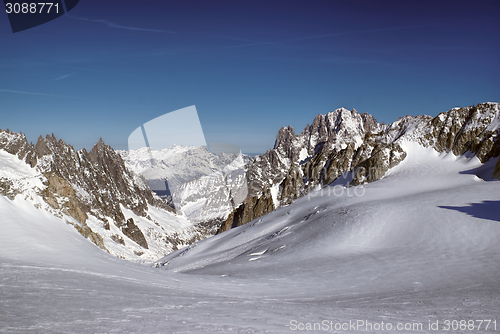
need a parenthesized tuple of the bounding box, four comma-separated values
(1, 144, 500, 333)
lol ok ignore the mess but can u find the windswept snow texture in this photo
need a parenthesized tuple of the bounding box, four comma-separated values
(2, 143, 500, 333)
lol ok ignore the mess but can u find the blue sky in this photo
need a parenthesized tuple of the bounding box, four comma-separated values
(0, 0, 498, 153)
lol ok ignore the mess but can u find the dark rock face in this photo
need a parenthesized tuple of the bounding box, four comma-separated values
(120, 218, 149, 249)
(222, 103, 500, 232)
(40, 136, 173, 225)
(351, 142, 407, 185)
(217, 202, 245, 233)
(322, 144, 356, 186)
(279, 164, 306, 205)
(41, 172, 89, 223)
(420, 104, 500, 162)
(217, 189, 274, 234)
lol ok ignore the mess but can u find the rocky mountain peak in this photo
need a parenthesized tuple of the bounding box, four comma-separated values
(274, 126, 296, 150)
(360, 112, 380, 133)
(88, 138, 116, 164)
(0, 129, 37, 167)
(220, 102, 500, 234)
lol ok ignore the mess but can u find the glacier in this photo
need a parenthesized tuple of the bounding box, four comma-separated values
(1, 141, 499, 333)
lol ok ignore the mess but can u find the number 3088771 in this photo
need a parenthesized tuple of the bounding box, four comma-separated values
(5, 3, 59, 14)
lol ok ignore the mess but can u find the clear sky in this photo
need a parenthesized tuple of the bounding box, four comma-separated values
(0, 0, 498, 154)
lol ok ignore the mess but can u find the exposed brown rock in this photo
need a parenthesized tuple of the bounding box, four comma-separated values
(111, 234, 125, 245)
(217, 189, 274, 234)
(67, 220, 108, 252)
(351, 143, 407, 185)
(279, 164, 305, 205)
(41, 172, 89, 223)
(0, 178, 19, 200)
(425, 104, 500, 162)
(121, 218, 149, 249)
(322, 144, 355, 186)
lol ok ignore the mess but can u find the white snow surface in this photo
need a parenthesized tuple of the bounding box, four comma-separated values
(1, 143, 500, 333)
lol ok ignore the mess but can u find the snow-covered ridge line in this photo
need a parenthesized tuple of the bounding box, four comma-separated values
(158, 141, 500, 276)
(119, 145, 253, 231)
(118, 145, 252, 191)
(220, 102, 500, 233)
(0, 132, 208, 262)
(1, 102, 499, 261)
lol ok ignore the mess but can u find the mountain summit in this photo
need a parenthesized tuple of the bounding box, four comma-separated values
(219, 102, 500, 232)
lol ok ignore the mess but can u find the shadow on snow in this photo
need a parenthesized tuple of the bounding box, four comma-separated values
(439, 200, 500, 222)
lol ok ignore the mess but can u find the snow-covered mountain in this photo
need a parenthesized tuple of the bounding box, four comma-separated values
(118, 145, 251, 195)
(0, 132, 208, 262)
(159, 142, 500, 275)
(1, 136, 498, 333)
(219, 102, 500, 233)
(119, 146, 253, 233)
(1, 102, 498, 265)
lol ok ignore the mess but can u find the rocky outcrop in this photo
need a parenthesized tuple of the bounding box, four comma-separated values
(0, 130, 204, 261)
(221, 103, 500, 233)
(418, 103, 500, 162)
(38, 136, 173, 224)
(41, 172, 89, 223)
(67, 220, 108, 251)
(217, 189, 274, 234)
(120, 218, 149, 249)
(351, 142, 407, 185)
(278, 164, 306, 205)
(0, 129, 37, 167)
(322, 144, 356, 186)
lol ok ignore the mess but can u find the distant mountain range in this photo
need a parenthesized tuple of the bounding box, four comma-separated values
(1, 102, 499, 261)
(119, 146, 252, 230)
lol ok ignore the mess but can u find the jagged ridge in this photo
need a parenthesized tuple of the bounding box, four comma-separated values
(0, 131, 208, 261)
(219, 102, 500, 233)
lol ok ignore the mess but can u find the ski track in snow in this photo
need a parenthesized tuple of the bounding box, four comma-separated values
(1, 144, 500, 333)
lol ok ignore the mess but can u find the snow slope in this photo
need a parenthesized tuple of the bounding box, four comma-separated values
(0, 149, 197, 263)
(1, 143, 499, 333)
